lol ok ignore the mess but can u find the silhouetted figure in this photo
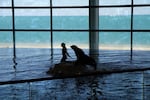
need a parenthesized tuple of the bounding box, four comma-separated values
(71, 45, 97, 69)
(61, 43, 70, 62)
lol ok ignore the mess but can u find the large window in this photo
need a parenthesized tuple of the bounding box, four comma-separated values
(0, 0, 150, 61)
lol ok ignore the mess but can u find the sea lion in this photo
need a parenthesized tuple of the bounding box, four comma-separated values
(71, 45, 96, 69)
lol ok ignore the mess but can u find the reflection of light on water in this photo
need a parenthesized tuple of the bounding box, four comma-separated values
(0, 48, 150, 99)
(0, 71, 149, 99)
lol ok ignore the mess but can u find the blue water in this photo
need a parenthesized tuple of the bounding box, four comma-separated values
(0, 15, 150, 47)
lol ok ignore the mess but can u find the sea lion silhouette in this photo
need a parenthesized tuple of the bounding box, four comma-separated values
(71, 45, 96, 69)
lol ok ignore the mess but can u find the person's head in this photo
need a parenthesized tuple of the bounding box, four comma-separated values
(61, 43, 65, 47)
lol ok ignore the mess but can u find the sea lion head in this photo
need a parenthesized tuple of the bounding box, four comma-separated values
(70, 45, 78, 50)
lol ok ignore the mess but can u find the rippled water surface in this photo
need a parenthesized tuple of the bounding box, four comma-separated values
(0, 48, 150, 100)
(0, 71, 150, 100)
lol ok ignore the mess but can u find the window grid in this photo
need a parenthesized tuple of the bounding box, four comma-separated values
(11, 0, 16, 66)
(0, 4, 150, 8)
(0, 0, 150, 61)
(131, 0, 134, 60)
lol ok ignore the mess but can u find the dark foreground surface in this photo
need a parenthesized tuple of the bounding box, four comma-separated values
(0, 48, 150, 100)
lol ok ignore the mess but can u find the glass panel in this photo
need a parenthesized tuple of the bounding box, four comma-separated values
(133, 32, 150, 50)
(16, 32, 50, 48)
(99, 0, 131, 5)
(133, 7, 150, 30)
(99, 32, 130, 50)
(0, 32, 13, 68)
(53, 32, 89, 62)
(15, 9, 50, 29)
(99, 32, 130, 63)
(0, 9, 12, 29)
(133, 32, 150, 63)
(53, 0, 89, 6)
(134, 0, 150, 4)
(15, 32, 51, 59)
(53, 32, 89, 48)
(0, 32, 13, 48)
(0, 0, 11, 7)
(99, 8, 131, 29)
(14, 0, 50, 6)
(53, 9, 88, 29)
(15, 9, 50, 16)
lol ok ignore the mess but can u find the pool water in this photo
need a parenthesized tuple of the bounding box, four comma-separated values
(0, 48, 150, 100)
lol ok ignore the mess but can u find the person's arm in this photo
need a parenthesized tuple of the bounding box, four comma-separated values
(66, 52, 71, 57)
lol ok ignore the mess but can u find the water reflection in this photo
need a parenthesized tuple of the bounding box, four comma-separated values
(0, 71, 150, 99)
(76, 76, 102, 100)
